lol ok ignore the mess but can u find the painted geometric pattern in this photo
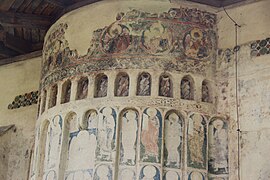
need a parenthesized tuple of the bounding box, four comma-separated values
(8, 91, 38, 109)
(250, 37, 270, 57)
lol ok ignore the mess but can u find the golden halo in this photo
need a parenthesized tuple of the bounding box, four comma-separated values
(108, 23, 123, 37)
(191, 28, 203, 40)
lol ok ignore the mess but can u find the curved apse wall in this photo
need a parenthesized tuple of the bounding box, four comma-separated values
(31, 1, 229, 180)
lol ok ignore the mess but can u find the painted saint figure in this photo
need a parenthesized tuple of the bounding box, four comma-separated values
(209, 119, 228, 174)
(137, 73, 151, 96)
(188, 114, 206, 168)
(87, 111, 98, 131)
(77, 78, 88, 100)
(102, 23, 131, 54)
(181, 77, 192, 100)
(159, 75, 171, 97)
(116, 74, 129, 96)
(62, 81, 71, 103)
(164, 112, 182, 168)
(49, 85, 57, 107)
(202, 81, 210, 102)
(141, 108, 160, 162)
(121, 110, 138, 165)
(45, 116, 62, 170)
(66, 114, 79, 171)
(96, 75, 108, 97)
(98, 107, 116, 160)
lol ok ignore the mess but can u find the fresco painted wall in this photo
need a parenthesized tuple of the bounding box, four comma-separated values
(32, 1, 227, 180)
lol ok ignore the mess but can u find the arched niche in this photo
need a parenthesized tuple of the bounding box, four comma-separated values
(49, 84, 58, 108)
(137, 72, 151, 96)
(82, 109, 98, 132)
(97, 107, 117, 162)
(76, 77, 89, 100)
(163, 110, 184, 169)
(117, 109, 139, 168)
(159, 74, 173, 97)
(61, 80, 72, 104)
(36, 120, 50, 180)
(187, 113, 207, 169)
(181, 75, 194, 100)
(202, 80, 212, 103)
(140, 107, 163, 163)
(41, 90, 47, 113)
(208, 117, 228, 176)
(42, 115, 63, 180)
(115, 73, 129, 97)
(95, 74, 108, 98)
(59, 112, 78, 179)
(64, 111, 98, 179)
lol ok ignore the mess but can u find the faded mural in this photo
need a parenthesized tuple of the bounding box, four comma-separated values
(43, 115, 62, 180)
(164, 111, 183, 168)
(97, 107, 117, 161)
(187, 113, 207, 169)
(41, 7, 216, 89)
(141, 108, 162, 163)
(208, 118, 228, 175)
(33, 3, 232, 180)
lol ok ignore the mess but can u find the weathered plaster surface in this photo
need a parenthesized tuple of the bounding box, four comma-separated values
(0, 1, 269, 180)
(216, 1, 270, 179)
(0, 57, 41, 180)
(31, 1, 231, 180)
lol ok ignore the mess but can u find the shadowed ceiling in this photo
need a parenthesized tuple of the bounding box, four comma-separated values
(0, 0, 247, 65)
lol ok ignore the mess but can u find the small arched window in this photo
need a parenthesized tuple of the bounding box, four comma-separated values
(159, 74, 172, 97)
(95, 74, 108, 98)
(61, 80, 71, 104)
(202, 80, 211, 103)
(180, 76, 194, 100)
(76, 77, 89, 100)
(115, 73, 129, 97)
(137, 72, 151, 96)
(49, 84, 58, 108)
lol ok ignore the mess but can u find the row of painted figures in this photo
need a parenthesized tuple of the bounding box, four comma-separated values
(40, 72, 212, 114)
(36, 107, 228, 180)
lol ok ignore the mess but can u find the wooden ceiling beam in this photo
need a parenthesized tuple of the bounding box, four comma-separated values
(44, 0, 67, 8)
(5, 33, 32, 53)
(0, 0, 16, 11)
(0, 50, 41, 66)
(0, 31, 32, 54)
(188, 0, 221, 7)
(0, 42, 19, 58)
(221, 0, 247, 7)
(0, 11, 52, 30)
(54, 0, 101, 22)
(65, 0, 101, 12)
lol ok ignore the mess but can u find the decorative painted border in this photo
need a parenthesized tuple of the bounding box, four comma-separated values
(8, 91, 39, 109)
